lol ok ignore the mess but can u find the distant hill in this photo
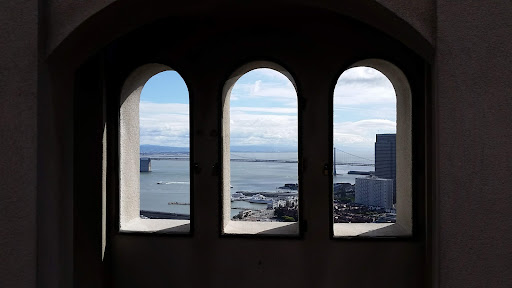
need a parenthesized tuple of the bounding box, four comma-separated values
(140, 144, 297, 153)
(140, 145, 189, 153)
(230, 145, 297, 152)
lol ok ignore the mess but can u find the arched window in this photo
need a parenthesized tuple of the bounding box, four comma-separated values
(222, 62, 300, 235)
(332, 60, 412, 237)
(120, 64, 190, 233)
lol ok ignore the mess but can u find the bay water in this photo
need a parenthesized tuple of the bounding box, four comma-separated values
(140, 152, 373, 218)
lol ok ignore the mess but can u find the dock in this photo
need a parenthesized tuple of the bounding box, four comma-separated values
(235, 191, 298, 197)
(347, 170, 374, 175)
(140, 210, 190, 220)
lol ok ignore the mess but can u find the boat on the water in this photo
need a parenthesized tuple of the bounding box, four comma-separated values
(273, 191, 298, 196)
(247, 194, 273, 204)
(231, 192, 251, 202)
(168, 202, 190, 205)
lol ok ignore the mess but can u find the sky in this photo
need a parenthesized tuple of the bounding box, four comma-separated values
(140, 71, 190, 147)
(139, 67, 396, 155)
(229, 69, 297, 149)
(333, 67, 396, 154)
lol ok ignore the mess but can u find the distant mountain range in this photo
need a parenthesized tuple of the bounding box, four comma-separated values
(140, 144, 297, 153)
(230, 145, 297, 152)
(140, 145, 189, 153)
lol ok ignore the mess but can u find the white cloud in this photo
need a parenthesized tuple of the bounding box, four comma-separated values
(138, 67, 395, 151)
(230, 111, 298, 147)
(250, 68, 293, 83)
(338, 67, 384, 81)
(139, 102, 189, 146)
(140, 102, 189, 115)
(231, 106, 297, 114)
(334, 105, 396, 120)
(334, 85, 395, 106)
(231, 82, 297, 101)
(334, 67, 396, 106)
(333, 119, 396, 149)
(253, 80, 261, 94)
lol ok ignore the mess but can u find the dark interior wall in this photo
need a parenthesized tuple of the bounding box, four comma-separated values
(37, 62, 75, 288)
(74, 56, 108, 287)
(45, 0, 434, 55)
(0, 1, 38, 287)
(436, 1, 512, 287)
(72, 8, 430, 288)
(46, 0, 114, 53)
(375, 0, 434, 44)
(1, 0, 511, 287)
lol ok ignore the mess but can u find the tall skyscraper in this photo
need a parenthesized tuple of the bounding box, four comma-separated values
(375, 134, 396, 202)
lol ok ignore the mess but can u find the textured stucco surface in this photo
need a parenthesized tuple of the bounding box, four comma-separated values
(97, 11, 428, 288)
(0, 1, 38, 287)
(2, 1, 511, 287)
(45, 0, 434, 55)
(47, 0, 115, 54)
(376, 0, 434, 45)
(437, 1, 512, 287)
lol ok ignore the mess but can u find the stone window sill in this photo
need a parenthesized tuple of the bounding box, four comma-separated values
(333, 223, 410, 238)
(223, 221, 299, 236)
(120, 218, 190, 234)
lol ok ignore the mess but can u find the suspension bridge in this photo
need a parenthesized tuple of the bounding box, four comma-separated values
(230, 148, 374, 167)
(145, 149, 374, 167)
(333, 148, 375, 167)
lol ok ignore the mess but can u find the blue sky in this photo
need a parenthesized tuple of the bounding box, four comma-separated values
(333, 67, 396, 153)
(229, 69, 298, 149)
(140, 71, 190, 147)
(139, 67, 396, 154)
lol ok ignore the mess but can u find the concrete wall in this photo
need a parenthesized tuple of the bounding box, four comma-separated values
(70, 8, 430, 288)
(0, 1, 38, 287)
(376, 0, 434, 44)
(1, 0, 512, 287)
(436, 1, 512, 287)
(45, 0, 435, 55)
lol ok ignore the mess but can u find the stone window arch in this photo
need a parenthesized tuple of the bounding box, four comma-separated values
(119, 63, 191, 233)
(332, 59, 413, 237)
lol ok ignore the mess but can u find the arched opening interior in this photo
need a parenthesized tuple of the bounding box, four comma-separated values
(221, 62, 300, 235)
(119, 64, 191, 233)
(65, 7, 431, 286)
(139, 71, 190, 218)
(332, 59, 412, 237)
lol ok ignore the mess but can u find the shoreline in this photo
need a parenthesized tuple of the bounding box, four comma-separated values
(140, 210, 190, 220)
(231, 209, 279, 222)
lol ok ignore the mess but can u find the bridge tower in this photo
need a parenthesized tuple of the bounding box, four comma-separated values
(333, 147, 337, 175)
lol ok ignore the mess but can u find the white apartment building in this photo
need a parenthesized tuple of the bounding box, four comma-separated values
(355, 176, 394, 209)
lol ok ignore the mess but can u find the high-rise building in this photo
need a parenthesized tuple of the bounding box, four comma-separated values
(355, 176, 394, 209)
(375, 134, 396, 202)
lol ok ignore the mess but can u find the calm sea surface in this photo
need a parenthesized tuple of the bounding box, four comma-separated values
(140, 152, 373, 217)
